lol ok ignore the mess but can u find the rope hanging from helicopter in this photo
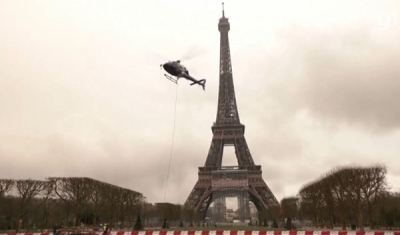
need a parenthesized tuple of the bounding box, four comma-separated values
(163, 83, 179, 203)
(158, 48, 206, 202)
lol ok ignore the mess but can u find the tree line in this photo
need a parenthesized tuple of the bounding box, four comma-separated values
(0, 177, 146, 232)
(0, 177, 197, 232)
(2, 165, 398, 232)
(280, 164, 400, 230)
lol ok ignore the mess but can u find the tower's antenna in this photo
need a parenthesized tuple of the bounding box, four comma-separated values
(222, 2, 225, 17)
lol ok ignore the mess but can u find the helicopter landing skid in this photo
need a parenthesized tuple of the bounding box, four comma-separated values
(164, 74, 178, 84)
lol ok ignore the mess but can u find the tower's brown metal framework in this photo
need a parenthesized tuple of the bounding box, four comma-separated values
(183, 4, 279, 221)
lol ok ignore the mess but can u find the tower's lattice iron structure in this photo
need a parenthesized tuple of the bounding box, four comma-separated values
(183, 4, 279, 221)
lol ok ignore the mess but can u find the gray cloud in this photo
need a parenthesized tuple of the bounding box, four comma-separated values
(273, 25, 400, 134)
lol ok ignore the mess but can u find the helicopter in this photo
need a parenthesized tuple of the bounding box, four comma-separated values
(160, 60, 206, 90)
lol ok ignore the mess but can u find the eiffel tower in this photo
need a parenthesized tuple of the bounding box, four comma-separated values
(183, 3, 280, 222)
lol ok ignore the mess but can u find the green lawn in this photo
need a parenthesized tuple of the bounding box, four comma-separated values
(146, 226, 280, 231)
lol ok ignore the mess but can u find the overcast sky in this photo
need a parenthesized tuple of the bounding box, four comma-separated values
(1, 0, 399, 209)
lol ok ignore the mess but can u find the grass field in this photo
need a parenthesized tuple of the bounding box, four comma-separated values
(0, 226, 277, 234)
(146, 226, 280, 231)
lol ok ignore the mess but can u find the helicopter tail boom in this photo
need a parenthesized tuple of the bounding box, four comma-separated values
(180, 74, 206, 90)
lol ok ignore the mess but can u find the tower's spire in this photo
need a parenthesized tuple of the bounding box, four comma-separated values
(216, 1, 238, 125)
(222, 2, 225, 18)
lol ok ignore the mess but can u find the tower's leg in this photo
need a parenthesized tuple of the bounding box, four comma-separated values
(214, 196, 226, 222)
(237, 191, 250, 222)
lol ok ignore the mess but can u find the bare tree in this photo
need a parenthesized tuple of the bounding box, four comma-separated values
(116, 188, 132, 224)
(0, 179, 14, 196)
(344, 165, 387, 231)
(182, 206, 195, 223)
(324, 167, 351, 230)
(88, 180, 105, 225)
(298, 164, 388, 231)
(102, 185, 120, 224)
(48, 177, 92, 227)
(125, 190, 143, 223)
(155, 202, 182, 224)
(268, 205, 282, 221)
(1, 177, 146, 230)
(361, 165, 387, 229)
(313, 177, 335, 229)
(299, 180, 325, 228)
(0, 180, 16, 230)
(376, 191, 400, 229)
(14, 179, 52, 232)
(280, 197, 299, 219)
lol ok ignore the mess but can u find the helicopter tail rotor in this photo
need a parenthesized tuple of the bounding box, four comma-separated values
(190, 79, 206, 91)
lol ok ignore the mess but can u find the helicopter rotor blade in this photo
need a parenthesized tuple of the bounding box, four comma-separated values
(181, 45, 208, 61)
(174, 46, 208, 75)
(147, 45, 207, 63)
(146, 45, 208, 75)
(145, 51, 169, 64)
